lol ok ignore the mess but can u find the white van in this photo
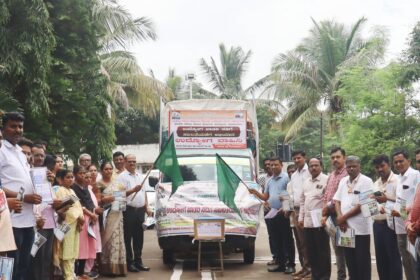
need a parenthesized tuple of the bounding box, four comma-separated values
(151, 99, 261, 264)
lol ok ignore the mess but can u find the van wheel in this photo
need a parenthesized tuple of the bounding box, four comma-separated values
(163, 249, 174, 265)
(243, 247, 255, 264)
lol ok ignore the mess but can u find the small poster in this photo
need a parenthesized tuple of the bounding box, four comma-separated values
(336, 227, 356, 248)
(111, 191, 127, 211)
(194, 218, 225, 240)
(310, 208, 323, 227)
(54, 223, 71, 241)
(31, 232, 47, 257)
(0, 257, 14, 280)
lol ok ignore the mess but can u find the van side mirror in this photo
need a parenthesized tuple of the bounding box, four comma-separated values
(148, 176, 159, 188)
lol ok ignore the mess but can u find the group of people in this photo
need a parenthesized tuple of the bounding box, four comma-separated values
(251, 147, 420, 280)
(0, 112, 152, 280)
(2, 110, 420, 280)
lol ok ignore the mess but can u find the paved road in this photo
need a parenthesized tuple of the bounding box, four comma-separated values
(99, 219, 380, 280)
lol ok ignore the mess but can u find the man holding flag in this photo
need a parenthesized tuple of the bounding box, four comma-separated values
(248, 157, 290, 273)
(118, 154, 153, 273)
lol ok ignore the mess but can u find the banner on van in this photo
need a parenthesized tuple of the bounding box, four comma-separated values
(169, 110, 247, 149)
(155, 181, 261, 237)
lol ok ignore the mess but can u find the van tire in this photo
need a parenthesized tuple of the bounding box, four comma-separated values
(243, 246, 255, 264)
(163, 249, 174, 265)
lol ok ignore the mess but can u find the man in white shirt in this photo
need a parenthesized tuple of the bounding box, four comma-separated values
(415, 149, 420, 171)
(334, 156, 373, 280)
(0, 112, 42, 280)
(392, 150, 420, 280)
(298, 158, 330, 280)
(118, 154, 152, 273)
(371, 154, 402, 280)
(288, 150, 311, 277)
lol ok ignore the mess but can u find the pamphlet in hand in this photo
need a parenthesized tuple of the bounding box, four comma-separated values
(54, 223, 71, 241)
(361, 200, 380, 217)
(142, 216, 156, 230)
(0, 256, 14, 280)
(57, 195, 79, 210)
(336, 227, 356, 248)
(31, 231, 47, 257)
(31, 167, 53, 204)
(386, 215, 395, 230)
(310, 208, 323, 227)
(0, 189, 7, 213)
(112, 191, 127, 211)
(264, 208, 278, 219)
(87, 222, 96, 240)
(384, 201, 395, 214)
(358, 190, 373, 203)
(407, 237, 419, 261)
(395, 197, 408, 220)
(357, 190, 379, 217)
(11, 187, 25, 215)
(324, 217, 337, 238)
(280, 194, 292, 212)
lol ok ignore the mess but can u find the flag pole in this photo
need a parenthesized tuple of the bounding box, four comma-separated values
(130, 165, 155, 201)
(130, 133, 175, 201)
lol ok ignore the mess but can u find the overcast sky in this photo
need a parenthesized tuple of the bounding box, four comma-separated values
(120, 0, 419, 90)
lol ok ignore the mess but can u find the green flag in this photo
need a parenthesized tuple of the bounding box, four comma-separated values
(155, 134, 184, 196)
(216, 153, 242, 219)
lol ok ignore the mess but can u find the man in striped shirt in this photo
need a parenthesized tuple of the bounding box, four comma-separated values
(321, 147, 348, 280)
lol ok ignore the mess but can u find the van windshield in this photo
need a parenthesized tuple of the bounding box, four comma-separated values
(163, 156, 252, 182)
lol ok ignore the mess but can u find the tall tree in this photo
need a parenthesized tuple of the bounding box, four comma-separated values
(267, 18, 387, 141)
(93, 0, 172, 117)
(41, 0, 115, 161)
(0, 0, 55, 114)
(200, 43, 266, 100)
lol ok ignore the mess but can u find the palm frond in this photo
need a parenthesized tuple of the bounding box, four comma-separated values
(199, 58, 224, 93)
(100, 51, 142, 76)
(94, 0, 156, 52)
(345, 17, 367, 57)
(244, 74, 272, 96)
(284, 106, 319, 142)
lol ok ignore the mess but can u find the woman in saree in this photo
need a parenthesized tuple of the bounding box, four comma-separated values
(98, 162, 127, 276)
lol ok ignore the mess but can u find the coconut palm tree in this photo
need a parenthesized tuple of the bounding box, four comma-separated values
(200, 43, 268, 100)
(265, 17, 387, 141)
(93, 0, 172, 116)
